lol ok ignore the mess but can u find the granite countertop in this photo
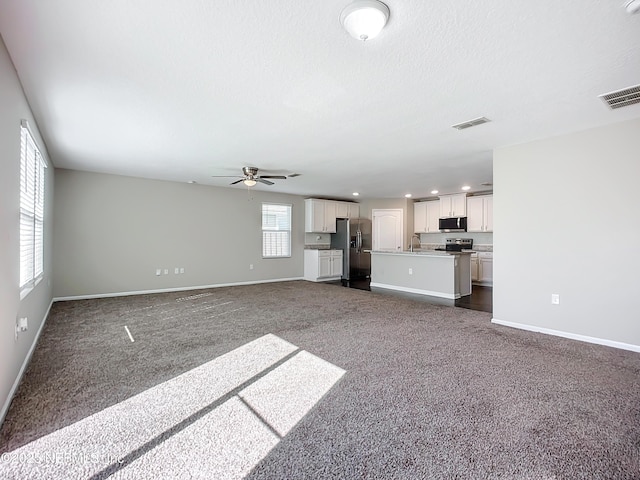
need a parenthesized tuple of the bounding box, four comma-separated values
(370, 250, 471, 256)
(421, 243, 493, 252)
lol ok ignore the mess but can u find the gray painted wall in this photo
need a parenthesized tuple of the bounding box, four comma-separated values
(0, 36, 55, 422)
(494, 117, 640, 347)
(53, 170, 306, 298)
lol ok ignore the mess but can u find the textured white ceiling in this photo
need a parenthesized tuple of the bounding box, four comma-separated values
(1, 0, 639, 199)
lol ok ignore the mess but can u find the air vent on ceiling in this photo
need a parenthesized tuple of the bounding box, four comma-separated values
(599, 84, 640, 110)
(451, 117, 491, 130)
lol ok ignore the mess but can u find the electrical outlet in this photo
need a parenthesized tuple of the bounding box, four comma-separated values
(408, 268, 413, 275)
(551, 294, 560, 305)
(164, 269, 169, 275)
(180, 267, 185, 274)
(250, 264, 254, 270)
(15, 317, 28, 340)
(174, 267, 179, 274)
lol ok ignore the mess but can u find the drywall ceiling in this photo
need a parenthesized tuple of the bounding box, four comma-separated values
(0, 0, 639, 199)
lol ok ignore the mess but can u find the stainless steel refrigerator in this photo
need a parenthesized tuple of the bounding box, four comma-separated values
(330, 217, 372, 281)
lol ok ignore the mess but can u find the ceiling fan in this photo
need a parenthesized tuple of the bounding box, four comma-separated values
(212, 166, 288, 186)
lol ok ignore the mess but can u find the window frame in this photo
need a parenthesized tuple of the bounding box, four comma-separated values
(19, 120, 47, 299)
(261, 203, 292, 259)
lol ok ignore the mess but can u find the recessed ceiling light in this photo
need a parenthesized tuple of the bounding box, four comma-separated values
(352, 192, 360, 196)
(431, 190, 439, 195)
(404, 193, 412, 198)
(461, 185, 471, 191)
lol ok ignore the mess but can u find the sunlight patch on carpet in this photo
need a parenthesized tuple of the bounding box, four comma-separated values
(0, 334, 345, 479)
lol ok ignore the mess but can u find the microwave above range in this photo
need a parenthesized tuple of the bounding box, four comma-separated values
(438, 216, 467, 232)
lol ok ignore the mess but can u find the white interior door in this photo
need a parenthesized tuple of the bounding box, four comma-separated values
(372, 209, 403, 251)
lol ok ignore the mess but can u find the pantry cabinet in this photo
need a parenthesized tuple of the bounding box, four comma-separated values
(304, 249, 343, 281)
(439, 194, 467, 218)
(467, 195, 493, 232)
(414, 201, 440, 233)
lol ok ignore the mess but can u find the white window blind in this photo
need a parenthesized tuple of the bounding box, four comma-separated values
(262, 203, 291, 258)
(20, 121, 46, 290)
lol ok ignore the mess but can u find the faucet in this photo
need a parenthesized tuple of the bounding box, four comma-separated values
(409, 234, 420, 252)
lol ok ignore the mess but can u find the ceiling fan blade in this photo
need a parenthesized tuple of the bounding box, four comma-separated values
(259, 175, 287, 180)
(256, 178, 274, 185)
(229, 179, 244, 185)
(212, 175, 242, 178)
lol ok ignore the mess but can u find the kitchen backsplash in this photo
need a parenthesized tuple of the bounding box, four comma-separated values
(304, 233, 331, 248)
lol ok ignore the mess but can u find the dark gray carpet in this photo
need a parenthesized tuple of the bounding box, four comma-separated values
(1, 281, 639, 479)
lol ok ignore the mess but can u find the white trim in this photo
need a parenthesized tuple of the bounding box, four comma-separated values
(491, 318, 640, 353)
(52, 277, 304, 302)
(1, 299, 54, 427)
(304, 276, 342, 283)
(370, 282, 459, 300)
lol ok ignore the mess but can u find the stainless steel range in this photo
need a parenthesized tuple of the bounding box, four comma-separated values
(435, 238, 473, 252)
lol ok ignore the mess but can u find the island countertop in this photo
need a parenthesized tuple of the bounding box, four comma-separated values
(369, 250, 472, 299)
(369, 250, 474, 256)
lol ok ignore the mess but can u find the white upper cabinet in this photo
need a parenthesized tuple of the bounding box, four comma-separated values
(439, 194, 467, 218)
(335, 201, 349, 218)
(466, 195, 493, 232)
(305, 199, 350, 233)
(348, 203, 360, 219)
(305, 199, 336, 233)
(335, 201, 360, 219)
(414, 201, 440, 233)
(305, 199, 361, 232)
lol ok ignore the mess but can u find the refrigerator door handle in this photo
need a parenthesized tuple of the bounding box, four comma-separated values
(356, 231, 362, 252)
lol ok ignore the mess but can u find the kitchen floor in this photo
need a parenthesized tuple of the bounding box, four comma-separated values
(334, 279, 492, 313)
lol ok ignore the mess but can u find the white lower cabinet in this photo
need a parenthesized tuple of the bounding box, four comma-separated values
(471, 252, 492, 286)
(304, 249, 343, 282)
(471, 254, 479, 282)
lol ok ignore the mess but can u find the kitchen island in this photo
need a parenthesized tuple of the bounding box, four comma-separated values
(370, 250, 472, 299)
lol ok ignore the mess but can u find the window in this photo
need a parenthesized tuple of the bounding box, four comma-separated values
(20, 120, 47, 293)
(262, 203, 291, 258)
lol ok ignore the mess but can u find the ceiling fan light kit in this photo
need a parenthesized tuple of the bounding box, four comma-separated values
(340, 0, 389, 41)
(212, 166, 288, 187)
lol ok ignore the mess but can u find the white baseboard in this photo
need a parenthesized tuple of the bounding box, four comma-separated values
(491, 318, 640, 353)
(370, 282, 458, 300)
(1, 299, 54, 427)
(52, 277, 304, 302)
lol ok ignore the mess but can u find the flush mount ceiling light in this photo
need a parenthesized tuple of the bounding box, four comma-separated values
(340, 0, 390, 41)
(461, 185, 471, 191)
(625, 0, 640, 14)
(431, 190, 439, 195)
(352, 192, 360, 196)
